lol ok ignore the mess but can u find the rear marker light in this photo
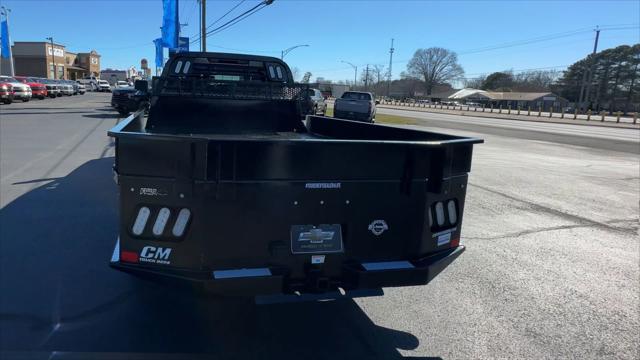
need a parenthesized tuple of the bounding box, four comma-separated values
(121, 250, 139, 263)
(132, 207, 151, 235)
(152, 207, 171, 236)
(448, 200, 457, 224)
(435, 202, 445, 226)
(172, 208, 191, 237)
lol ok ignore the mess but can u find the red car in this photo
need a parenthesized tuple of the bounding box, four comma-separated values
(14, 76, 48, 100)
(0, 82, 13, 104)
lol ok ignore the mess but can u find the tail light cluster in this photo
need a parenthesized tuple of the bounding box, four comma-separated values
(428, 199, 458, 232)
(130, 205, 191, 239)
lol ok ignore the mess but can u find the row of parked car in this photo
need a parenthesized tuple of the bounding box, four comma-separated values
(0, 75, 90, 104)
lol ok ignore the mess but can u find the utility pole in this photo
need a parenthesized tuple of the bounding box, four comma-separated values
(200, 0, 206, 52)
(578, 27, 600, 110)
(583, 27, 600, 109)
(1, 6, 15, 76)
(387, 38, 394, 98)
(364, 64, 370, 89)
(46, 36, 56, 79)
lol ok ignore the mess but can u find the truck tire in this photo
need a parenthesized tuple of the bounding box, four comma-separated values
(39, 95, 45, 100)
(22, 97, 30, 102)
(2, 98, 11, 104)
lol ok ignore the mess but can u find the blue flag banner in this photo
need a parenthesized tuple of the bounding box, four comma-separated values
(154, 38, 163, 68)
(1, 20, 10, 59)
(161, 0, 178, 49)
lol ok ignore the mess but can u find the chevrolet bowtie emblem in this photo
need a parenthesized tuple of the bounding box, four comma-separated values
(298, 228, 335, 244)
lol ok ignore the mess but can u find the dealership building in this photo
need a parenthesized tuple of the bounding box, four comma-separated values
(429, 88, 568, 111)
(7, 41, 101, 80)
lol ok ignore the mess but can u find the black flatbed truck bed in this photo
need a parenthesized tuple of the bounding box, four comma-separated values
(108, 52, 482, 298)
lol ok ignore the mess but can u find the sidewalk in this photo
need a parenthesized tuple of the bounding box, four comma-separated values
(376, 103, 640, 129)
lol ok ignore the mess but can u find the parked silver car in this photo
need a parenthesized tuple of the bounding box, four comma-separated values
(333, 91, 377, 122)
(307, 88, 327, 115)
(76, 82, 86, 94)
(56, 80, 74, 96)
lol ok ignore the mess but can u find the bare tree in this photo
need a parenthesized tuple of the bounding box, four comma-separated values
(372, 64, 385, 84)
(512, 70, 560, 92)
(359, 68, 375, 88)
(463, 75, 486, 89)
(407, 47, 464, 95)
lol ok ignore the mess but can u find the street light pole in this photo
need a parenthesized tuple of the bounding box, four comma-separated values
(281, 44, 309, 59)
(46, 36, 56, 79)
(341, 60, 357, 89)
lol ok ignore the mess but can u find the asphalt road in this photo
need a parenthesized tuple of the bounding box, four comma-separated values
(1, 93, 638, 359)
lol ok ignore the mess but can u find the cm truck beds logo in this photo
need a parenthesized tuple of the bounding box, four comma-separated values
(140, 246, 172, 265)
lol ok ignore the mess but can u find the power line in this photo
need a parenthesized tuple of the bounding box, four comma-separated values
(461, 65, 569, 79)
(191, 0, 260, 45)
(202, 2, 268, 39)
(309, 24, 639, 76)
(205, 0, 247, 31)
(207, 44, 279, 54)
(190, 0, 248, 42)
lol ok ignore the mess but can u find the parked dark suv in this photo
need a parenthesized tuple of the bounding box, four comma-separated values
(110, 80, 150, 116)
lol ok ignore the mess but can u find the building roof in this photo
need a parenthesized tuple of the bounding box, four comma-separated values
(14, 41, 65, 47)
(446, 88, 558, 101)
(485, 92, 554, 101)
(428, 89, 459, 99)
(449, 88, 490, 99)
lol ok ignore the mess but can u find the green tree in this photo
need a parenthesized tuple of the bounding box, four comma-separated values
(481, 72, 514, 91)
(301, 71, 312, 84)
(556, 44, 640, 112)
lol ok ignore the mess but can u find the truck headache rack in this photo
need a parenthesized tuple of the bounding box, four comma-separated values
(146, 78, 311, 133)
(151, 77, 309, 101)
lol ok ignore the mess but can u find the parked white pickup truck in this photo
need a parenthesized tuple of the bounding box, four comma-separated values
(333, 91, 378, 123)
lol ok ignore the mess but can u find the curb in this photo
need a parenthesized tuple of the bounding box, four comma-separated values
(377, 105, 640, 130)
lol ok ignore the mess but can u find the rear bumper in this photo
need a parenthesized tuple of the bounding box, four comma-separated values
(13, 92, 31, 99)
(334, 110, 373, 122)
(110, 238, 465, 297)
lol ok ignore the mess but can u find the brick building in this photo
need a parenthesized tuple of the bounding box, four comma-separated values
(8, 41, 100, 80)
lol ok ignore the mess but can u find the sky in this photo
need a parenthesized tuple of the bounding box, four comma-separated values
(2, 0, 639, 83)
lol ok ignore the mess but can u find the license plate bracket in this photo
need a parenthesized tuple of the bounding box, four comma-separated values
(290, 224, 343, 254)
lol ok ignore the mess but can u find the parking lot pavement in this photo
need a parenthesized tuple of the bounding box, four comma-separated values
(1, 94, 638, 359)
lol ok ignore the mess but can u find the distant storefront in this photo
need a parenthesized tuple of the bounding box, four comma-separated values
(10, 41, 100, 80)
